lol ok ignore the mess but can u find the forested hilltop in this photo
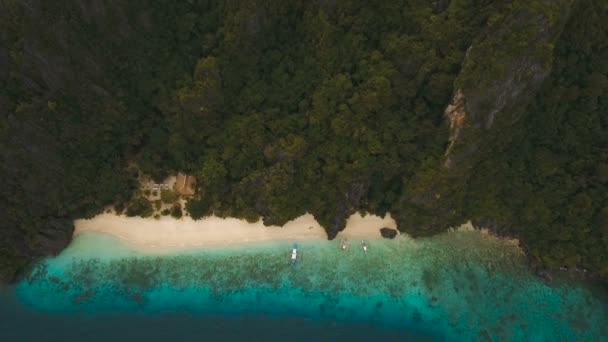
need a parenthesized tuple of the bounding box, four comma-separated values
(1, 0, 607, 283)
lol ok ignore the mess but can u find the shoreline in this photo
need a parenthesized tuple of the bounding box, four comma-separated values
(74, 212, 399, 251)
(66, 212, 608, 297)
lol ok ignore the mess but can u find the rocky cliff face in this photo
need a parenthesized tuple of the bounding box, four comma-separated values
(444, 0, 575, 170)
(0, 0, 134, 282)
(394, 0, 575, 236)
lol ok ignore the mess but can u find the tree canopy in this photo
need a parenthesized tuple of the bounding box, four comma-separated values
(1, 0, 607, 281)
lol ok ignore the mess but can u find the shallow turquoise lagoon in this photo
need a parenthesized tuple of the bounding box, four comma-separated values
(13, 231, 608, 341)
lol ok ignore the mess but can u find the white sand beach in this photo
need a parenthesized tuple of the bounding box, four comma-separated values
(74, 212, 398, 250)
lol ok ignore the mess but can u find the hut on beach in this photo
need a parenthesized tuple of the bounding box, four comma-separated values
(174, 173, 196, 196)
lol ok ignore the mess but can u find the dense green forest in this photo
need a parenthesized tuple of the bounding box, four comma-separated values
(0, 0, 606, 282)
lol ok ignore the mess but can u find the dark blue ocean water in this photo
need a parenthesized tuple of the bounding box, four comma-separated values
(0, 288, 432, 342)
(2, 231, 607, 341)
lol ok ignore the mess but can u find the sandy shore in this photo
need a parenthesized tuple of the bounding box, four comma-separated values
(74, 212, 398, 250)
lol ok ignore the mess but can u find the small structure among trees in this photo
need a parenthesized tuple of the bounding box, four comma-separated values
(174, 173, 196, 196)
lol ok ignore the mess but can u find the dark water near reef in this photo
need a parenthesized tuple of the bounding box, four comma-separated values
(0, 287, 427, 342)
(2, 230, 607, 341)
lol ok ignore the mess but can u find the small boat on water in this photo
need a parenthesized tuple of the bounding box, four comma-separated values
(361, 240, 368, 255)
(339, 239, 349, 251)
(290, 243, 299, 266)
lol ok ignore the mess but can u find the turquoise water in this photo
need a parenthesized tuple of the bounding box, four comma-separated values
(10, 231, 608, 341)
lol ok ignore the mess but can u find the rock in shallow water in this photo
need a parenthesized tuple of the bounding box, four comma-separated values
(379, 228, 398, 239)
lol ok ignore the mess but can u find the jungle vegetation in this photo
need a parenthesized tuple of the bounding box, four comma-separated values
(0, 0, 606, 281)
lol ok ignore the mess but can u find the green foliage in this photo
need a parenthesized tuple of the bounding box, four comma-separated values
(160, 190, 179, 204)
(456, 0, 563, 91)
(185, 196, 212, 220)
(114, 203, 126, 215)
(2, 0, 607, 281)
(463, 0, 608, 274)
(126, 197, 154, 218)
(171, 204, 183, 219)
(165, 0, 495, 234)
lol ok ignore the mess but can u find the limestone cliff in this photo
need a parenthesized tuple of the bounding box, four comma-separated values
(394, 0, 576, 236)
(0, 1, 135, 282)
(444, 0, 575, 170)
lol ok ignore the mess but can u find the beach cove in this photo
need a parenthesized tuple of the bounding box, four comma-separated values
(4, 213, 606, 341)
(73, 212, 400, 251)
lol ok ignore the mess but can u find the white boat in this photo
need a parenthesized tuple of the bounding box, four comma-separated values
(339, 239, 349, 251)
(290, 243, 299, 266)
(361, 240, 368, 255)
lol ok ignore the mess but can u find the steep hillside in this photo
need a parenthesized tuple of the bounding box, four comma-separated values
(1, 0, 606, 283)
